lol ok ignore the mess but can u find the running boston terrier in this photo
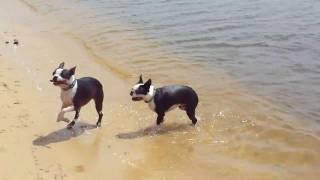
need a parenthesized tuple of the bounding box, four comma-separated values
(50, 62, 104, 129)
(130, 75, 198, 126)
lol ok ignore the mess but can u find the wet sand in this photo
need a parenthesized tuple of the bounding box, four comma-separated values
(0, 0, 320, 179)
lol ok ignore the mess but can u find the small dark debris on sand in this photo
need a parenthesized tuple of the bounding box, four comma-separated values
(2, 82, 8, 89)
(5, 39, 20, 45)
(13, 39, 19, 45)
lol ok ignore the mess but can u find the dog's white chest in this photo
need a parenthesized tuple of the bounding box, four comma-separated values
(60, 84, 77, 106)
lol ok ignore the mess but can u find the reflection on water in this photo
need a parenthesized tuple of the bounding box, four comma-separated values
(22, 0, 320, 179)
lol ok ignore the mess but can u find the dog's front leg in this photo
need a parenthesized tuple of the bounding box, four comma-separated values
(156, 112, 165, 126)
(57, 105, 75, 125)
(67, 108, 80, 129)
(57, 104, 69, 122)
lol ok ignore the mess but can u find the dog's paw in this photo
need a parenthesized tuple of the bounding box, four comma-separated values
(66, 121, 75, 129)
(57, 112, 64, 122)
(61, 118, 70, 123)
(56, 116, 61, 122)
(96, 121, 101, 128)
(57, 118, 69, 123)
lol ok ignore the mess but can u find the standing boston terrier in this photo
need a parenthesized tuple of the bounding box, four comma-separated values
(130, 75, 198, 126)
(50, 62, 104, 129)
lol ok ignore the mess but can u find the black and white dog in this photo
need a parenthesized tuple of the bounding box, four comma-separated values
(130, 75, 198, 126)
(51, 62, 104, 129)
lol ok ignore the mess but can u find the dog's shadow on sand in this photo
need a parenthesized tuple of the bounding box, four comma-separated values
(116, 123, 192, 140)
(33, 122, 96, 147)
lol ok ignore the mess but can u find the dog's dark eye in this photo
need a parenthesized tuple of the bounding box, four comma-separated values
(61, 69, 71, 79)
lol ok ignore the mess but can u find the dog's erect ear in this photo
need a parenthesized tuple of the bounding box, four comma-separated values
(69, 66, 76, 75)
(143, 79, 152, 89)
(138, 74, 143, 84)
(58, 62, 65, 68)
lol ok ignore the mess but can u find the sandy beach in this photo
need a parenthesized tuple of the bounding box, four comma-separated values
(1, 0, 320, 179)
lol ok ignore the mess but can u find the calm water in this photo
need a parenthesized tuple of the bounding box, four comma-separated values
(21, 0, 320, 178)
(24, 0, 320, 124)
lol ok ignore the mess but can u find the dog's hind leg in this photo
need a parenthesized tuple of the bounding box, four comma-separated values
(94, 89, 104, 128)
(156, 111, 165, 126)
(186, 107, 197, 125)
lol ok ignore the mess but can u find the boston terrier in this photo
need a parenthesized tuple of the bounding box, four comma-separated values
(50, 62, 104, 129)
(130, 75, 198, 126)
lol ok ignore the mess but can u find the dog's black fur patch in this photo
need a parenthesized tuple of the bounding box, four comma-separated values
(153, 85, 198, 125)
(52, 62, 104, 129)
(131, 75, 198, 126)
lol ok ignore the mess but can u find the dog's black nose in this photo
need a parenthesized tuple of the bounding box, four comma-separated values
(130, 91, 133, 96)
(52, 76, 57, 82)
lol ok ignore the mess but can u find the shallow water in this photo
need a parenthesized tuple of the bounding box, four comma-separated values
(23, 0, 320, 124)
(20, 0, 320, 178)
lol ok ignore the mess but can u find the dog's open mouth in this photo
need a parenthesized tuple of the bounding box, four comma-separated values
(50, 80, 67, 86)
(132, 97, 143, 101)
